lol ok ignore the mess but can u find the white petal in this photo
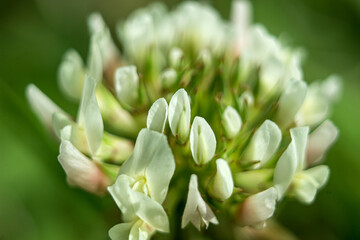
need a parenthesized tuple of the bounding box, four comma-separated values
(304, 165, 330, 189)
(147, 98, 168, 133)
(115, 65, 139, 107)
(306, 120, 338, 166)
(237, 187, 277, 226)
(321, 74, 342, 102)
(243, 120, 281, 168)
(222, 106, 242, 139)
(26, 84, 66, 131)
(119, 129, 175, 204)
(88, 36, 103, 83)
(77, 75, 104, 155)
(57, 49, 85, 100)
(182, 175, 218, 231)
(168, 88, 191, 143)
(58, 140, 108, 194)
(190, 117, 217, 165)
(276, 79, 307, 129)
(292, 173, 318, 204)
(290, 127, 309, 171)
(274, 139, 298, 200)
(210, 159, 234, 200)
(109, 222, 133, 240)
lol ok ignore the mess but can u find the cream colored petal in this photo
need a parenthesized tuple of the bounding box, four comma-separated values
(209, 159, 234, 201)
(58, 140, 108, 194)
(168, 88, 191, 143)
(190, 117, 217, 165)
(26, 84, 66, 131)
(222, 106, 242, 139)
(237, 187, 277, 226)
(306, 120, 338, 166)
(146, 98, 168, 133)
(276, 79, 307, 129)
(114, 65, 139, 108)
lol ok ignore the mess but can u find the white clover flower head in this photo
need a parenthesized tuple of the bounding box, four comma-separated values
(26, 1, 341, 239)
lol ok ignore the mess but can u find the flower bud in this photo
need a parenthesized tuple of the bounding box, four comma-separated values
(57, 49, 85, 100)
(114, 65, 139, 108)
(190, 116, 217, 165)
(306, 120, 338, 166)
(276, 79, 307, 129)
(209, 159, 234, 200)
(26, 84, 66, 132)
(147, 98, 168, 133)
(168, 89, 191, 142)
(222, 106, 242, 139)
(236, 187, 277, 226)
(169, 47, 183, 68)
(161, 68, 177, 88)
(243, 120, 281, 168)
(58, 140, 110, 195)
(234, 169, 274, 193)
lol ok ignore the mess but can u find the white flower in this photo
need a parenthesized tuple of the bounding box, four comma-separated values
(306, 120, 338, 166)
(58, 140, 109, 195)
(209, 159, 234, 201)
(108, 129, 175, 237)
(190, 117, 217, 165)
(147, 98, 168, 133)
(168, 88, 191, 143)
(57, 49, 85, 100)
(182, 174, 218, 231)
(275, 79, 307, 129)
(114, 65, 139, 108)
(222, 106, 242, 139)
(236, 187, 277, 227)
(26, 84, 68, 132)
(243, 120, 282, 168)
(274, 127, 330, 203)
(296, 75, 342, 126)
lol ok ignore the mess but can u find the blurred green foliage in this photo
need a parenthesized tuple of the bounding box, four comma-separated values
(0, 0, 359, 239)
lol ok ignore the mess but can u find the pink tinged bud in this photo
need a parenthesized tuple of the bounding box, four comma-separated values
(231, 0, 252, 56)
(26, 84, 66, 132)
(58, 140, 109, 195)
(236, 187, 277, 227)
(306, 120, 338, 166)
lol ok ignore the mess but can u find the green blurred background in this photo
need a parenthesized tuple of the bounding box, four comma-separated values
(0, 0, 359, 239)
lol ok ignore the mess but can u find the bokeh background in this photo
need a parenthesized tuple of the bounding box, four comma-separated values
(0, 0, 359, 239)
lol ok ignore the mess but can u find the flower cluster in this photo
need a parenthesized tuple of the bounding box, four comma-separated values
(26, 1, 340, 239)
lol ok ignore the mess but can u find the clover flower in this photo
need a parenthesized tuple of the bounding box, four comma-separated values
(26, 1, 340, 239)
